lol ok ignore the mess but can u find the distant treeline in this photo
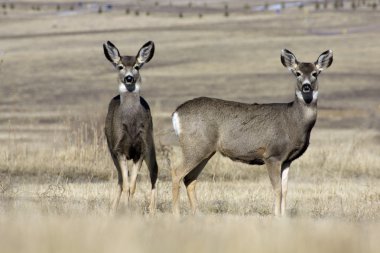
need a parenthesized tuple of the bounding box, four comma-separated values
(1, 0, 378, 17)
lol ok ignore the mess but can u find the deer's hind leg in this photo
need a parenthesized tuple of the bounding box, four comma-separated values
(183, 153, 214, 215)
(172, 140, 215, 216)
(145, 145, 158, 214)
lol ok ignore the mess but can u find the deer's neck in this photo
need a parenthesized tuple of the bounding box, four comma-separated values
(119, 82, 141, 108)
(292, 90, 318, 127)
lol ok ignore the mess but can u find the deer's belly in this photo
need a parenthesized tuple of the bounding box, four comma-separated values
(218, 142, 266, 166)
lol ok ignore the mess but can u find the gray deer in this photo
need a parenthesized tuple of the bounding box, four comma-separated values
(103, 41, 158, 213)
(171, 49, 333, 216)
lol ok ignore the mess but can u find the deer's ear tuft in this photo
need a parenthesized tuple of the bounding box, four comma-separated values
(315, 50, 333, 71)
(281, 49, 298, 71)
(103, 41, 121, 65)
(136, 41, 155, 66)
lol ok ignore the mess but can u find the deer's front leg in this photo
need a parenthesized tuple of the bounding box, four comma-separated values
(118, 154, 130, 208)
(281, 162, 290, 217)
(129, 157, 143, 198)
(266, 159, 282, 216)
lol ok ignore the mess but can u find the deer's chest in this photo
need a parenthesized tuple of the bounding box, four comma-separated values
(286, 131, 312, 162)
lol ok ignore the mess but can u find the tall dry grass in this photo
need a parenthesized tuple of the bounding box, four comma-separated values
(1, 118, 379, 220)
(1, 116, 379, 182)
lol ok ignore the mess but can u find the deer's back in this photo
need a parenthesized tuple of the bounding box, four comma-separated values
(175, 97, 291, 131)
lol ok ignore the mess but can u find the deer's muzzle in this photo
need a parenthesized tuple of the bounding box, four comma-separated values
(302, 84, 312, 93)
(124, 75, 135, 84)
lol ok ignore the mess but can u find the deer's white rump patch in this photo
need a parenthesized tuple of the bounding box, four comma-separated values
(172, 112, 181, 136)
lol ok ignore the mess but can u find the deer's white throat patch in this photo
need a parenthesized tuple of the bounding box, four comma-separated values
(296, 90, 318, 104)
(119, 83, 140, 94)
(295, 90, 318, 120)
(119, 83, 127, 93)
(172, 112, 181, 136)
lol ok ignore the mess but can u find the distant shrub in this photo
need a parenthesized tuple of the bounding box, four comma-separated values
(315, 1, 320, 10)
(351, 1, 356, 9)
(56, 4, 60, 11)
(333, 0, 344, 9)
(126, 8, 130, 14)
(324, 0, 328, 9)
(224, 4, 229, 17)
(70, 5, 74, 11)
(10, 3, 14, 9)
(135, 9, 140, 16)
(198, 13, 203, 18)
(146, 11, 150, 16)
(179, 12, 183, 18)
(334, 0, 339, 9)
(98, 6, 102, 14)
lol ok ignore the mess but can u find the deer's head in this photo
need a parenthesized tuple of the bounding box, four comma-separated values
(103, 41, 155, 93)
(281, 49, 333, 104)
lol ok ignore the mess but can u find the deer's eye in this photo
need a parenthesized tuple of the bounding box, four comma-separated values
(117, 65, 124, 70)
(134, 65, 140, 70)
(312, 72, 318, 78)
(295, 71, 302, 77)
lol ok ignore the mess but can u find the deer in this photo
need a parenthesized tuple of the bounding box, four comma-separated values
(103, 41, 158, 214)
(171, 49, 333, 216)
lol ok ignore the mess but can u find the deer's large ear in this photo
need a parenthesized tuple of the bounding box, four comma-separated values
(315, 50, 333, 71)
(136, 41, 155, 66)
(103, 41, 121, 65)
(281, 49, 299, 72)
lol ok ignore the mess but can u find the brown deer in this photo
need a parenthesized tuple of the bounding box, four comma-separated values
(171, 49, 333, 216)
(103, 41, 158, 213)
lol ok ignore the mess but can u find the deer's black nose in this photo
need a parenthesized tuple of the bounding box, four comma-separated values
(302, 84, 311, 93)
(124, 75, 134, 84)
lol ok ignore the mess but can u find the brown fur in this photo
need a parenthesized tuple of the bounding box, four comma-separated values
(172, 49, 333, 216)
(103, 41, 158, 213)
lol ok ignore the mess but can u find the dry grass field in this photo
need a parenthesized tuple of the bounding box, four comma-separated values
(0, 1, 380, 252)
